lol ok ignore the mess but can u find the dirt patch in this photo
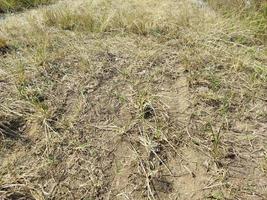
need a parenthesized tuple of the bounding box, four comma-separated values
(109, 139, 138, 199)
(223, 121, 267, 199)
(168, 147, 213, 199)
(105, 69, 206, 199)
(158, 69, 190, 126)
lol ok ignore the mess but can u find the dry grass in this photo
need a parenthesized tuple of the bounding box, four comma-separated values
(206, 0, 267, 10)
(0, 0, 54, 12)
(0, 36, 7, 47)
(43, 0, 205, 34)
(0, 0, 266, 199)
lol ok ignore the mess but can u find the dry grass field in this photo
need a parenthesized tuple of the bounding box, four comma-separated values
(0, 0, 53, 12)
(0, 0, 266, 199)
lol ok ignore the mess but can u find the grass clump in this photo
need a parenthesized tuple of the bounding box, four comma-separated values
(43, 0, 204, 35)
(0, 0, 54, 13)
(206, 0, 267, 40)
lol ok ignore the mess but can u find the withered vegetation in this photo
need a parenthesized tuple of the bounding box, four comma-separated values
(0, 0, 266, 199)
